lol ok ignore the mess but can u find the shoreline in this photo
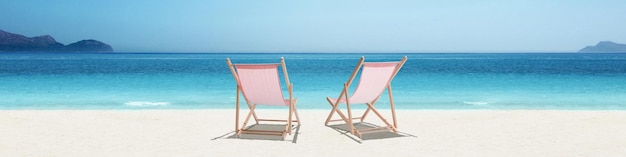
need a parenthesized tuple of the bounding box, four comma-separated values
(2, 109, 625, 156)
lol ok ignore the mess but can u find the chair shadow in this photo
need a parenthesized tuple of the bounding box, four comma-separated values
(327, 122, 416, 143)
(212, 124, 301, 143)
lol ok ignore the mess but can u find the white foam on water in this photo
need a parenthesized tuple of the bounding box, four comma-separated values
(125, 101, 170, 107)
(463, 101, 489, 106)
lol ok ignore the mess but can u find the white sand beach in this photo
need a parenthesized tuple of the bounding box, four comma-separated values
(1, 109, 625, 157)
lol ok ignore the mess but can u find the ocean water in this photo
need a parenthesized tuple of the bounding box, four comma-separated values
(1, 52, 626, 110)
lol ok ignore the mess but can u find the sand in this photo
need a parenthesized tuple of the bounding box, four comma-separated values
(1, 109, 626, 157)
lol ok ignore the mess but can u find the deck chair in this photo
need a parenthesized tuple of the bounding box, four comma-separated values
(325, 56, 407, 138)
(226, 57, 301, 139)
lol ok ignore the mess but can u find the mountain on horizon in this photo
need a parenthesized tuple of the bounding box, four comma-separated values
(0, 29, 113, 52)
(579, 41, 626, 53)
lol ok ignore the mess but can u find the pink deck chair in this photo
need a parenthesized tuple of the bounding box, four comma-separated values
(325, 56, 407, 138)
(226, 57, 301, 139)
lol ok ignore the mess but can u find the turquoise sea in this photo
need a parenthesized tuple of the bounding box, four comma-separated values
(1, 52, 625, 110)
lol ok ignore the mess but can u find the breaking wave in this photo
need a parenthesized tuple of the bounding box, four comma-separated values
(125, 101, 170, 107)
(463, 101, 489, 106)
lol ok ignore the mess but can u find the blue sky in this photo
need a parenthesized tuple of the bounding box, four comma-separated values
(2, 0, 625, 52)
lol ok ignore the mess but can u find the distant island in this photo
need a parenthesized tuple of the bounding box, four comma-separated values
(0, 29, 113, 52)
(579, 41, 626, 53)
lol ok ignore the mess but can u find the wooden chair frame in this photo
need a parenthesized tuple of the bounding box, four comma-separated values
(226, 57, 301, 140)
(324, 56, 407, 138)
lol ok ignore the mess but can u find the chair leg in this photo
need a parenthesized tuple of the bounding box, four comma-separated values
(324, 98, 340, 126)
(366, 103, 397, 132)
(287, 103, 293, 135)
(361, 108, 371, 122)
(246, 102, 260, 124)
(242, 104, 257, 130)
(292, 99, 301, 126)
(293, 106, 301, 125)
(324, 98, 337, 126)
(390, 106, 398, 132)
(388, 85, 398, 129)
(325, 97, 360, 137)
(361, 97, 380, 122)
(281, 131, 286, 140)
(346, 102, 356, 135)
(325, 97, 350, 126)
(235, 88, 241, 136)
